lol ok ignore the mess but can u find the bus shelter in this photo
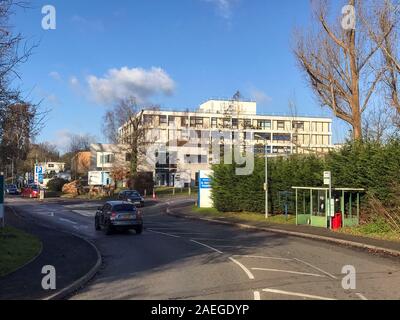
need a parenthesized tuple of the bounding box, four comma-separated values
(292, 187, 364, 229)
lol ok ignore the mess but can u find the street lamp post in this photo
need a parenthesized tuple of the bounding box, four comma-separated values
(255, 134, 269, 219)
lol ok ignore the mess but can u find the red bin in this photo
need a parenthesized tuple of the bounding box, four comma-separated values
(332, 212, 342, 230)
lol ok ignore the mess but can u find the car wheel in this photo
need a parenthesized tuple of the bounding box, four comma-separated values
(104, 222, 114, 235)
(95, 217, 101, 231)
(135, 225, 143, 235)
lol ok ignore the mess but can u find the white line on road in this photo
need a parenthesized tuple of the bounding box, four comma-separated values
(254, 291, 261, 300)
(252, 268, 326, 278)
(72, 210, 96, 217)
(147, 229, 181, 238)
(356, 293, 368, 300)
(58, 218, 78, 225)
(262, 289, 335, 301)
(229, 257, 255, 280)
(190, 238, 232, 242)
(165, 232, 209, 235)
(293, 258, 338, 280)
(233, 255, 293, 261)
(190, 240, 223, 254)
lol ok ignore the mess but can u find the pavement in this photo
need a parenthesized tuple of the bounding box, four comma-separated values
(0, 205, 99, 300)
(167, 205, 400, 257)
(2, 196, 400, 300)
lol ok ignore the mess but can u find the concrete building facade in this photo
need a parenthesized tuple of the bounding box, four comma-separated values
(119, 99, 335, 186)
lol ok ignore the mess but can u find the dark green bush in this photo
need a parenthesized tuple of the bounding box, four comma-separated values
(47, 178, 68, 192)
(211, 140, 400, 214)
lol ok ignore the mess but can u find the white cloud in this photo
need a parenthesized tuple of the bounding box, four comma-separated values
(49, 71, 61, 81)
(204, 0, 238, 19)
(69, 76, 79, 86)
(249, 88, 272, 105)
(87, 67, 175, 105)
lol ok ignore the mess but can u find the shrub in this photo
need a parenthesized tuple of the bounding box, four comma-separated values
(47, 178, 68, 192)
(211, 139, 400, 222)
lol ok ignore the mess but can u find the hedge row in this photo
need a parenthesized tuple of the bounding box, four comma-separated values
(211, 140, 400, 214)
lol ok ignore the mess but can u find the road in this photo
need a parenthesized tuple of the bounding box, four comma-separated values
(5, 196, 400, 300)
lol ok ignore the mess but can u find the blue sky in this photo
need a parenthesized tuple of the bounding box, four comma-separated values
(12, 0, 349, 152)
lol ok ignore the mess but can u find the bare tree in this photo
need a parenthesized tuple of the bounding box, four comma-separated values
(0, 1, 45, 172)
(294, 0, 388, 140)
(67, 133, 96, 154)
(364, 0, 400, 122)
(103, 97, 147, 177)
(363, 104, 397, 142)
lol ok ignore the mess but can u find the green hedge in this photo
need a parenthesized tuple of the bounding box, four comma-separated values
(47, 178, 68, 192)
(211, 140, 400, 214)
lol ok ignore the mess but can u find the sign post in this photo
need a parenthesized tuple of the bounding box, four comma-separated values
(0, 173, 4, 228)
(324, 171, 333, 229)
(198, 170, 213, 208)
(35, 165, 44, 185)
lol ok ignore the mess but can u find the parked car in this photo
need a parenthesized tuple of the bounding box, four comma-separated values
(117, 190, 145, 207)
(95, 201, 143, 235)
(5, 184, 19, 195)
(21, 185, 40, 198)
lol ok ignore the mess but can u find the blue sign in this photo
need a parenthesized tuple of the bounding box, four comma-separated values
(200, 178, 211, 189)
(38, 174, 44, 183)
(36, 166, 44, 174)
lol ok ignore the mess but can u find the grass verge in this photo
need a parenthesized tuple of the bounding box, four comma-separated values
(192, 207, 400, 242)
(0, 227, 42, 277)
(192, 207, 296, 225)
(338, 219, 400, 242)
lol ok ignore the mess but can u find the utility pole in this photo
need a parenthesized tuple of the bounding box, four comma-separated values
(255, 134, 270, 219)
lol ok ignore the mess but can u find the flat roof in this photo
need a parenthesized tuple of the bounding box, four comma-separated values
(141, 109, 333, 121)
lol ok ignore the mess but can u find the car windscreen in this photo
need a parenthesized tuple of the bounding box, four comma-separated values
(126, 192, 140, 197)
(113, 204, 136, 212)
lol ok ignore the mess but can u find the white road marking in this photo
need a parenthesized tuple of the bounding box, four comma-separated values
(59, 218, 78, 225)
(191, 238, 232, 242)
(356, 293, 368, 300)
(254, 291, 261, 300)
(229, 257, 255, 280)
(262, 289, 335, 300)
(252, 268, 326, 278)
(190, 240, 224, 254)
(293, 258, 338, 280)
(64, 203, 99, 209)
(37, 212, 55, 217)
(233, 255, 293, 261)
(214, 245, 260, 249)
(147, 229, 181, 238)
(72, 210, 96, 217)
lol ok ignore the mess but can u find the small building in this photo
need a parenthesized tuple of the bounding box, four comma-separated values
(45, 162, 65, 174)
(90, 144, 131, 187)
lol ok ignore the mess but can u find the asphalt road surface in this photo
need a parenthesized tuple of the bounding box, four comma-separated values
(6, 196, 400, 300)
